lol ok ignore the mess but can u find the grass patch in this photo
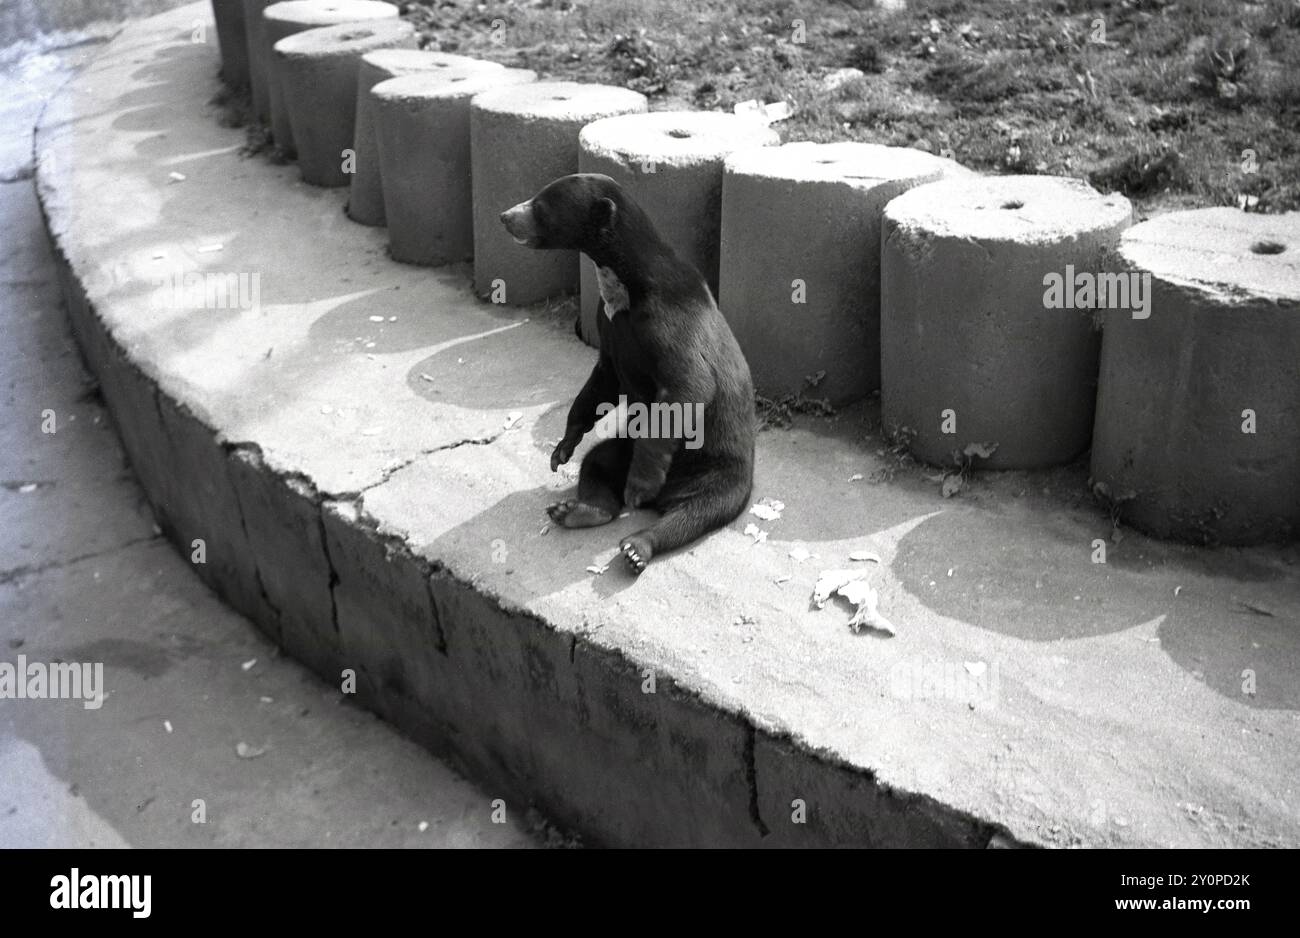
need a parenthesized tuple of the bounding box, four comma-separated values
(402, 0, 1300, 213)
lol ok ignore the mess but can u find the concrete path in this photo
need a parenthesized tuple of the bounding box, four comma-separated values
(0, 25, 536, 849)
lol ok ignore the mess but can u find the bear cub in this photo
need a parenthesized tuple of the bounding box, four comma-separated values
(500, 173, 755, 574)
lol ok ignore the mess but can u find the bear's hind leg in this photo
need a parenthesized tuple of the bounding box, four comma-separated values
(619, 466, 751, 573)
(548, 438, 632, 529)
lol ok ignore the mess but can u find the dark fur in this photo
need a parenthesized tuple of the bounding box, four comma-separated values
(500, 174, 755, 573)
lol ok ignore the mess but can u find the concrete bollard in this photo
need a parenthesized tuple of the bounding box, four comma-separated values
(1091, 208, 1300, 545)
(211, 0, 250, 90)
(371, 67, 536, 266)
(276, 18, 416, 186)
(719, 142, 968, 406)
(881, 175, 1133, 469)
(471, 82, 648, 306)
(262, 0, 398, 155)
(349, 50, 505, 227)
(241, 0, 278, 122)
(576, 111, 779, 346)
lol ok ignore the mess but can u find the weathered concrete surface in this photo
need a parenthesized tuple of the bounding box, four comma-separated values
(881, 176, 1133, 469)
(33, 4, 1300, 848)
(1, 141, 534, 847)
(1091, 208, 1300, 545)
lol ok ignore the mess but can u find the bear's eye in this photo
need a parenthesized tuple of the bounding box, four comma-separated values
(532, 201, 548, 226)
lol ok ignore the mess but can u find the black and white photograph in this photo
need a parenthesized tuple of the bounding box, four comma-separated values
(0, 0, 1296, 892)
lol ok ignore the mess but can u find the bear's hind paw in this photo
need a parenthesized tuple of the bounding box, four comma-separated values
(619, 535, 653, 574)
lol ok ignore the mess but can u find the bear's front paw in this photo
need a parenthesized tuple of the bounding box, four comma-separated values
(619, 533, 653, 574)
(550, 439, 576, 472)
(547, 499, 612, 529)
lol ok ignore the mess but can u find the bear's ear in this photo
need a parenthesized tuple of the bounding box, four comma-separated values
(591, 196, 618, 232)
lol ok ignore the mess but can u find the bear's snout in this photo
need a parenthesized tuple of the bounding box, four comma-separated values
(499, 201, 538, 247)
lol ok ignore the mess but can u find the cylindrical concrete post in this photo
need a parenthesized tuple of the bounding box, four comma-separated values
(371, 67, 537, 266)
(576, 112, 779, 347)
(263, 0, 399, 156)
(880, 175, 1133, 469)
(719, 142, 969, 406)
(349, 50, 506, 227)
(242, 0, 279, 122)
(1091, 208, 1300, 544)
(471, 82, 648, 306)
(212, 0, 250, 89)
(276, 18, 416, 186)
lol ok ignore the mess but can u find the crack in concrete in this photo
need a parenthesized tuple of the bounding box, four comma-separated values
(425, 574, 448, 656)
(359, 432, 506, 497)
(0, 533, 161, 586)
(317, 505, 340, 636)
(226, 457, 283, 636)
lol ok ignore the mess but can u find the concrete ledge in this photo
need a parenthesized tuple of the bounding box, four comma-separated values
(34, 4, 1300, 848)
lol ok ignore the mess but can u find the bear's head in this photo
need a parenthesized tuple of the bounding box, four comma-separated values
(499, 173, 622, 253)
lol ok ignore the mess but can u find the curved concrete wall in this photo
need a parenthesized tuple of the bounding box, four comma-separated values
(37, 1, 1300, 853)
(37, 4, 1034, 849)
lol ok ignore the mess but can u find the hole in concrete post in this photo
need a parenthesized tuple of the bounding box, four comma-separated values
(1251, 240, 1286, 255)
(815, 159, 838, 164)
(666, 129, 692, 138)
(552, 95, 571, 101)
(1001, 200, 1024, 210)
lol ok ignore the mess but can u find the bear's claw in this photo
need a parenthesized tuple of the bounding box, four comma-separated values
(619, 537, 651, 574)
